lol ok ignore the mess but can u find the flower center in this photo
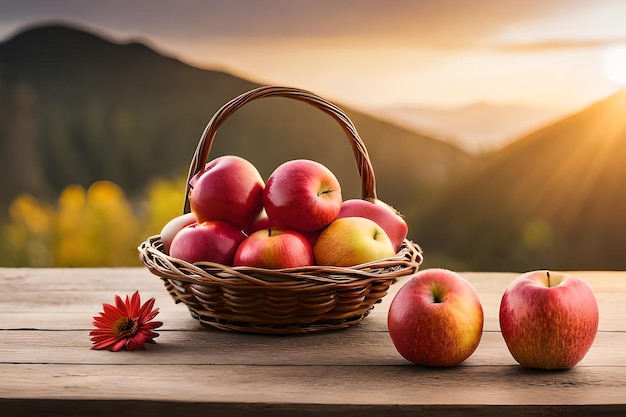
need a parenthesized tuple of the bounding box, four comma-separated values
(112, 317, 139, 338)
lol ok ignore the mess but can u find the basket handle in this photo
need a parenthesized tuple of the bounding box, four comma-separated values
(183, 85, 377, 213)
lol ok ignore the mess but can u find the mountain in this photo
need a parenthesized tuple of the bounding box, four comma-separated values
(0, 24, 474, 233)
(413, 90, 626, 271)
(378, 102, 563, 154)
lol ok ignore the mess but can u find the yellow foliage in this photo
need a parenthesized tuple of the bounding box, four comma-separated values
(1, 178, 186, 267)
(140, 176, 187, 237)
(9, 194, 53, 235)
(5, 194, 55, 266)
(55, 181, 142, 266)
(59, 184, 86, 210)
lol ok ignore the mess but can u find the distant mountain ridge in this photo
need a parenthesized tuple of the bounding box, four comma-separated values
(378, 102, 564, 154)
(414, 90, 626, 270)
(0, 24, 473, 231)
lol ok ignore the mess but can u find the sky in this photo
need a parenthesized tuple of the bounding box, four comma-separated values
(1, 0, 626, 115)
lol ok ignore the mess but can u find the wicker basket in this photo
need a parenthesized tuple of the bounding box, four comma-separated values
(138, 85, 423, 334)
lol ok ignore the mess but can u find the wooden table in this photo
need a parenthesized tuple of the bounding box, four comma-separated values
(1, 268, 624, 416)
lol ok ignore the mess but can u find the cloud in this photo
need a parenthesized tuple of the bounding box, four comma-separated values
(0, 0, 613, 48)
(492, 37, 626, 52)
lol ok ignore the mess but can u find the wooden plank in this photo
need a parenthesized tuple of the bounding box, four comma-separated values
(2, 400, 624, 417)
(0, 268, 160, 291)
(0, 331, 623, 368)
(1, 363, 625, 407)
(1, 269, 624, 331)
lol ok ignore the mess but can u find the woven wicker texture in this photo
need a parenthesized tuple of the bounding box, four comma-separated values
(139, 85, 423, 334)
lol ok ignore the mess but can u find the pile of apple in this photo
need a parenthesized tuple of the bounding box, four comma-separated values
(159, 155, 409, 269)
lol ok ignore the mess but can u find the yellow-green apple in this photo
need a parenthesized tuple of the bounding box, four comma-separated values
(188, 155, 264, 230)
(234, 228, 314, 269)
(263, 159, 342, 233)
(159, 212, 197, 254)
(387, 268, 484, 367)
(169, 220, 245, 265)
(499, 270, 599, 370)
(313, 217, 395, 266)
(337, 199, 408, 251)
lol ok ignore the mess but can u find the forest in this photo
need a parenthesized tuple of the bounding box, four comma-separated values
(3, 24, 626, 272)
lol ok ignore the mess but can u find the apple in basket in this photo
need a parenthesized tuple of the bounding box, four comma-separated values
(169, 220, 246, 265)
(499, 270, 599, 370)
(314, 217, 396, 267)
(234, 228, 314, 269)
(263, 159, 342, 233)
(387, 269, 484, 367)
(188, 155, 265, 230)
(159, 212, 197, 254)
(245, 207, 321, 248)
(244, 209, 273, 235)
(337, 199, 408, 251)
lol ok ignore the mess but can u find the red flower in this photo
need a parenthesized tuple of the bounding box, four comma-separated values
(90, 291, 163, 351)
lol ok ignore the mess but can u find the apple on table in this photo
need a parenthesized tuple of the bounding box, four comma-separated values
(387, 268, 484, 367)
(499, 270, 599, 370)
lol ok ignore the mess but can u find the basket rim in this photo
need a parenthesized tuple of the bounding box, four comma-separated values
(139, 234, 423, 286)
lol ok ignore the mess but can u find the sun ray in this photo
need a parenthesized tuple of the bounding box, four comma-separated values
(524, 95, 626, 241)
(603, 45, 626, 86)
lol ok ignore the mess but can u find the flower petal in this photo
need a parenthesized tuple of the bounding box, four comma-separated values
(114, 295, 127, 315)
(138, 297, 157, 321)
(142, 321, 164, 330)
(111, 338, 128, 352)
(130, 291, 142, 316)
(92, 335, 124, 350)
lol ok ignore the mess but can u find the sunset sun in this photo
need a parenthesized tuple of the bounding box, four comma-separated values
(603, 45, 626, 86)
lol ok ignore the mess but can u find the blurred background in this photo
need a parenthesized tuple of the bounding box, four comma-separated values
(1, 0, 625, 271)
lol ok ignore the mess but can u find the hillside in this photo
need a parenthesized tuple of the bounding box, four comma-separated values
(378, 102, 563, 154)
(0, 24, 474, 236)
(414, 90, 626, 271)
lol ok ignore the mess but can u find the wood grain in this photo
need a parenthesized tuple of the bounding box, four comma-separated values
(0, 268, 624, 416)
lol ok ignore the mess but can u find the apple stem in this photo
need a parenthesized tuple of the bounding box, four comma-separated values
(431, 285, 443, 303)
(547, 270, 551, 287)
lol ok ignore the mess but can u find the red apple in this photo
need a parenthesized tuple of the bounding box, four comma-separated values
(188, 155, 264, 230)
(263, 159, 342, 233)
(301, 229, 322, 249)
(313, 217, 395, 267)
(169, 221, 245, 265)
(499, 270, 599, 370)
(244, 209, 274, 236)
(388, 268, 484, 367)
(337, 199, 408, 251)
(159, 212, 197, 254)
(234, 228, 314, 269)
